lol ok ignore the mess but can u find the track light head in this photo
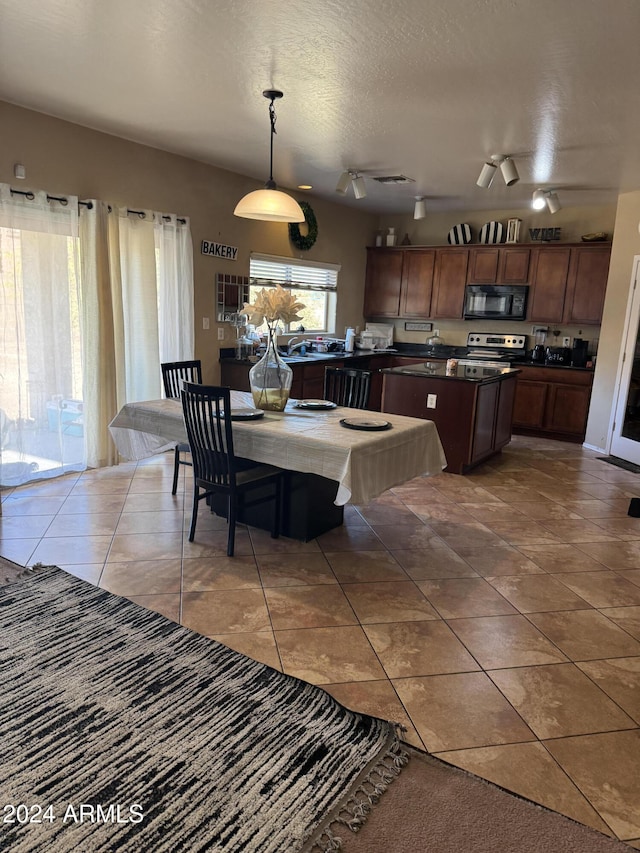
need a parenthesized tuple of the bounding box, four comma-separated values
(545, 191, 561, 214)
(532, 189, 547, 210)
(414, 197, 426, 220)
(335, 171, 352, 195)
(352, 174, 367, 199)
(499, 156, 519, 186)
(476, 161, 497, 189)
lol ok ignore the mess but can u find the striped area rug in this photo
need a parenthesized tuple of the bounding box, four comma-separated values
(0, 567, 407, 852)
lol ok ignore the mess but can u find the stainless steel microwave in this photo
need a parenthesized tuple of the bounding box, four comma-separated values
(464, 284, 528, 321)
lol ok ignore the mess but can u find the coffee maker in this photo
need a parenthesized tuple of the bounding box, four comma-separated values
(571, 338, 589, 368)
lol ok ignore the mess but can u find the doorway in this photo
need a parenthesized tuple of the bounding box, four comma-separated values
(610, 255, 640, 464)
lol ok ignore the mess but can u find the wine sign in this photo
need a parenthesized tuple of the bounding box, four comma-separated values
(528, 227, 562, 242)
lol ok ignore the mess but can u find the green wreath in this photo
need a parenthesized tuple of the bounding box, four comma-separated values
(289, 201, 318, 250)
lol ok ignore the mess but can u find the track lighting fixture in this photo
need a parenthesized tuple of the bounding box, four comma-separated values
(532, 189, 547, 210)
(335, 170, 366, 199)
(352, 174, 367, 199)
(545, 191, 561, 214)
(234, 89, 305, 223)
(335, 171, 352, 195)
(477, 155, 519, 188)
(499, 157, 519, 186)
(532, 189, 561, 213)
(414, 197, 426, 220)
(476, 161, 497, 189)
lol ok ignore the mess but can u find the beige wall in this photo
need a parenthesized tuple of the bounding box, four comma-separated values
(0, 100, 377, 383)
(585, 191, 640, 450)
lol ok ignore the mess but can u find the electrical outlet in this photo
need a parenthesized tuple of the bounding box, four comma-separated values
(426, 394, 437, 409)
(217, 327, 224, 340)
(202, 317, 210, 330)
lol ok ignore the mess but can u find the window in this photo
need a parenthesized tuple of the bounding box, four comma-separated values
(249, 254, 339, 334)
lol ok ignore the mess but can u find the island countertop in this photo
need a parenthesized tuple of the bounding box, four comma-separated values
(381, 361, 521, 382)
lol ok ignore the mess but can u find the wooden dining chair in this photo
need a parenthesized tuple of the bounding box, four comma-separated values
(161, 360, 202, 495)
(180, 382, 283, 556)
(324, 366, 372, 409)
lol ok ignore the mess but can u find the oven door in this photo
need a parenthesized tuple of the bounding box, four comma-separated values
(464, 285, 528, 320)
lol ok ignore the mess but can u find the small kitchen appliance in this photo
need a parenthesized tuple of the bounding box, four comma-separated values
(463, 285, 529, 321)
(571, 338, 589, 367)
(545, 346, 572, 365)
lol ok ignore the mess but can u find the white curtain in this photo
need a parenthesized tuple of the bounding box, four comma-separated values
(0, 185, 87, 486)
(0, 187, 194, 487)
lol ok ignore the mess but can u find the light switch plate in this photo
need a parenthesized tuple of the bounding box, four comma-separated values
(426, 394, 437, 409)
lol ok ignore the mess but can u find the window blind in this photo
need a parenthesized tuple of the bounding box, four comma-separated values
(250, 253, 340, 292)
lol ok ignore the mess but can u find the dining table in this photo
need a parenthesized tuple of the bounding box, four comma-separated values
(109, 390, 446, 540)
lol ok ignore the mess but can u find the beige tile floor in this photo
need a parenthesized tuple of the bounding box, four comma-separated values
(2, 435, 640, 844)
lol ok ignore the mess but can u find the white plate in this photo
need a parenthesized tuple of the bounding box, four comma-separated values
(340, 418, 392, 431)
(294, 400, 337, 410)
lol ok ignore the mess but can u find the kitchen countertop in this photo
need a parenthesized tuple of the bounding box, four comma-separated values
(219, 348, 594, 371)
(381, 362, 521, 383)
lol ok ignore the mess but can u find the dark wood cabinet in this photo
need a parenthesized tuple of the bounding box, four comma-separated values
(364, 243, 609, 324)
(512, 366, 594, 441)
(363, 248, 404, 317)
(527, 247, 572, 323)
(467, 247, 530, 284)
(381, 371, 518, 473)
(364, 248, 435, 318)
(431, 249, 468, 319)
(563, 246, 611, 325)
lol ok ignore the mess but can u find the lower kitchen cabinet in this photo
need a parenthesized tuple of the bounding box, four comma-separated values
(512, 366, 593, 441)
(381, 370, 518, 474)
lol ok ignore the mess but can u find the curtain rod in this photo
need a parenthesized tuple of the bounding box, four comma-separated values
(9, 187, 93, 209)
(9, 189, 186, 223)
(126, 207, 187, 225)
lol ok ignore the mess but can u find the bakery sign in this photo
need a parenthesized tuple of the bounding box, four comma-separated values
(201, 240, 238, 260)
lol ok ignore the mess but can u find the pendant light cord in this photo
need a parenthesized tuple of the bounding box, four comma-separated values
(267, 95, 278, 189)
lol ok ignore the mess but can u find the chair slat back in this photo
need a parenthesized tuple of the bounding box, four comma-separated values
(180, 382, 235, 485)
(324, 367, 372, 409)
(162, 360, 203, 399)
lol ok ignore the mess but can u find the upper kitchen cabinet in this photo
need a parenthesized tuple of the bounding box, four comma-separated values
(527, 244, 611, 325)
(467, 247, 530, 284)
(364, 248, 435, 318)
(563, 245, 611, 325)
(431, 249, 469, 319)
(527, 246, 572, 323)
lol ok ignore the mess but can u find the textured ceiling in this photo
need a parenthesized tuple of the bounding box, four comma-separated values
(1, 0, 639, 214)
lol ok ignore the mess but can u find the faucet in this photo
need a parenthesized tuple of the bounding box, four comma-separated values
(287, 337, 307, 355)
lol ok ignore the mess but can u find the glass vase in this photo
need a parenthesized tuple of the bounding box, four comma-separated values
(249, 325, 293, 411)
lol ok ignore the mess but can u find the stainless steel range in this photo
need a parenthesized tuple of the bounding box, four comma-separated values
(459, 332, 526, 369)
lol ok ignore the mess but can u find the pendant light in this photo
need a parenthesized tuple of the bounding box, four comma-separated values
(234, 89, 305, 223)
(414, 197, 426, 219)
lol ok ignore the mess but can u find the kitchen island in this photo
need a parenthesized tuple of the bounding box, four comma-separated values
(381, 361, 520, 474)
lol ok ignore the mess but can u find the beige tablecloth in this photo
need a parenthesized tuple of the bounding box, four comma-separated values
(109, 391, 446, 506)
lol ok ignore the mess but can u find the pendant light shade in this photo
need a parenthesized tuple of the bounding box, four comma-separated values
(335, 171, 352, 194)
(234, 188, 306, 222)
(234, 89, 305, 223)
(414, 197, 426, 219)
